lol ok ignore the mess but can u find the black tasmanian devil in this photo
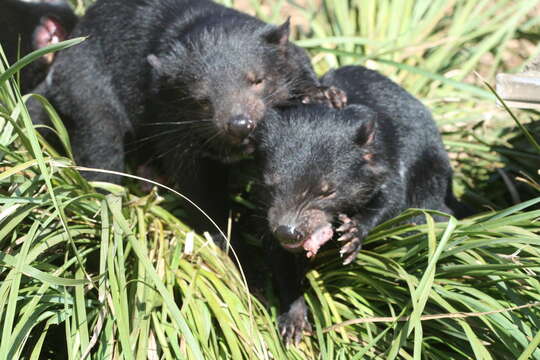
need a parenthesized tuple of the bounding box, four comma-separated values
(256, 65, 461, 344)
(28, 0, 346, 233)
(0, 0, 77, 92)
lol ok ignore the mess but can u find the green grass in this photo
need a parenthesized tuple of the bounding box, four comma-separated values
(1, 0, 540, 359)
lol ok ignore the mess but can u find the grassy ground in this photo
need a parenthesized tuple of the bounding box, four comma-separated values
(1, 0, 540, 359)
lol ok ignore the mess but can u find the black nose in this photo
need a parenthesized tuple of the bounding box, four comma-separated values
(227, 115, 255, 140)
(275, 225, 303, 245)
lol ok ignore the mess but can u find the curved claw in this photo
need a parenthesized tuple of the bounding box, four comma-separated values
(337, 222, 357, 234)
(324, 86, 348, 109)
(337, 230, 357, 242)
(337, 214, 353, 232)
(278, 298, 311, 346)
(338, 213, 351, 223)
(340, 237, 363, 265)
(337, 214, 364, 264)
(301, 86, 348, 109)
(278, 314, 311, 346)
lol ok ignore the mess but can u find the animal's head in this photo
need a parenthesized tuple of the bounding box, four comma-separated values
(258, 105, 392, 253)
(147, 18, 300, 161)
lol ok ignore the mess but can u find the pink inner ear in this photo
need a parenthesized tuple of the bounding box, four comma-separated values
(366, 130, 375, 145)
(33, 17, 66, 64)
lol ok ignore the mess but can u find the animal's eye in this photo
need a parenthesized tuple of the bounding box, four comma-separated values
(247, 73, 265, 87)
(252, 78, 264, 85)
(321, 189, 336, 198)
(320, 182, 336, 198)
(265, 173, 280, 186)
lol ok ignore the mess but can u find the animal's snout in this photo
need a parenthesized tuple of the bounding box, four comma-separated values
(226, 115, 255, 140)
(275, 225, 304, 245)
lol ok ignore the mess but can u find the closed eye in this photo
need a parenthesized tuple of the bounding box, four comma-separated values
(318, 187, 336, 200)
(247, 73, 265, 88)
(318, 180, 336, 198)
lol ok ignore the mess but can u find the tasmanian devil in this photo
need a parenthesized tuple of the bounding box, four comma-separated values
(256, 65, 460, 344)
(0, 0, 77, 92)
(28, 0, 345, 233)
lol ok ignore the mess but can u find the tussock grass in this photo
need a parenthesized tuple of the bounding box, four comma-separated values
(0, 0, 539, 359)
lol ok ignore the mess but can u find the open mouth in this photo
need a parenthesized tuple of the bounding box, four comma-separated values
(282, 241, 305, 250)
(228, 137, 255, 155)
(281, 224, 334, 258)
(202, 137, 255, 163)
(239, 138, 255, 155)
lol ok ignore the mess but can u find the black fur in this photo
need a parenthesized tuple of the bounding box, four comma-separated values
(0, 0, 77, 92)
(256, 65, 458, 344)
(28, 0, 342, 233)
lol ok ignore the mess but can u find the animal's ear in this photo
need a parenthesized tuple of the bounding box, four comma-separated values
(147, 54, 162, 71)
(354, 116, 376, 147)
(148, 43, 189, 75)
(341, 105, 376, 146)
(262, 17, 290, 47)
(33, 16, 68, 64)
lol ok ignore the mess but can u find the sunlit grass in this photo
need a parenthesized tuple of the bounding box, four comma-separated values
(0, 0, 539, 359)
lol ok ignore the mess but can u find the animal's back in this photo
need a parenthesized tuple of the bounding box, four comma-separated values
(321, 66, 438, 137)
(322, 65, 454, 214)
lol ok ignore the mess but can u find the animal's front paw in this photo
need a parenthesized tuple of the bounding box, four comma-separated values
(337, 214, 364, 265)
(278, 298, 312, 346)
(322, 86, 347, 108)
(301, 86, 347, 109)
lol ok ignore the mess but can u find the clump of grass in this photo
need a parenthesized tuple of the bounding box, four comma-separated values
(0, 42, 287, 359)
(1, 0, 540, 359)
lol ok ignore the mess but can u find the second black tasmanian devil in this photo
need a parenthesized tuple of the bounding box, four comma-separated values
(256, 65, 460, 344)
(28, 0, 345, 232)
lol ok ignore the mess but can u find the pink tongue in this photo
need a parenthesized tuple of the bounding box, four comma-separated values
(303, 225, 334, 258)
